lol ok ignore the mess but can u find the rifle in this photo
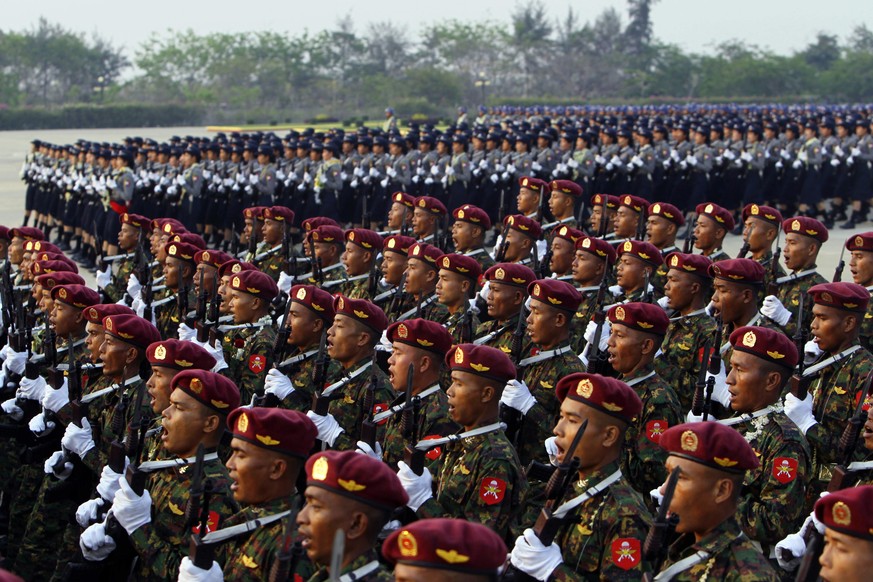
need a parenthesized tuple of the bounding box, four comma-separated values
(205, 271, 221, 342)
(691, 341, 712, 419)
(122, 379, 150, 495)
(682, 215, 696, 253)
(833, 244, 846, 282)
(534, 182, 547, 224)
(268, 501, 305, 582)
(767, 229, 782, 298)
(827, 369, 873, 492)
(361, 184, 370, 228)
(702, 317, 724, 421)
(254, 296, 293, 408)
(789, 293, 813, 399)
(586, 277, 610, 374)
(92, 220, 106, 272)
(177, 277, 190, 327)
(194, 268, 209, 342)
(387, 272, 408, 321)
(401, 364, 426, 474)
(247, 218, 258, 260)
(641, 467, 682, 581)
(737, 241, 750, 259)
(50, 335, 80, 474)
(635, 209, 647, 241)
(310, 330, 333, 416)
(358, 367, 380, 449)
(307, 237, 324, 287)
(187, 444, 219, 570)
(367, 253, 380, 299)
(642, 268, 653, 304)
(501, 304, 528, 447)
(596, 199, 610, 238)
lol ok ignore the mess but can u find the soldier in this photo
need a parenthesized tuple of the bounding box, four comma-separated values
(97, 212, 147, 303)
(845, 232, 873, 351)
(812, 486, 873, 582)
(474, 263, 536, 354)
(739, 204, 784, 287)
(254, 205, 294, 281)
(760, 217, 828, 337)
(632, 128, 657, 201)
(382, 191, 414, 236)
(177, 145, 206, 232)
(709, 259, 768, 366)
(587, 193, 620, 241)
(646, 202, 685, 299)
(398, 343, 527, 539)
(177, 408, 318, 582)
(655, 421, 779, 581)
(613, 194, 648, 241)
(499, 214, 543, 267)
(783, 282, 873, 505)
(298, 450, 406, 581)
(312, 141, 343, 222)
(445, 135, 471, 212)
(605, 302, 682, 496)
(543, 180, 582, 238)
(377, 234, 416, 320)
(435, 254, 482, 343)
(305, 295, 394, 451)
(153, 241, 198, 340)
(450, 204, 494, 276)
(570, 235, 617, 353)
(383, 518, 507, 582)
(239, 206, 265, 262)
(500, 279, 585, 467)
(399, 242, 449, 323)
(613, 239, 663, 303)
(693, 202, 734, 262)
(411, 196, 447, 246)
(546, 225, 583, 281)
(338, 228, 383, 300)
(509, 372, 651, 580)
(252, 144, 278, 208)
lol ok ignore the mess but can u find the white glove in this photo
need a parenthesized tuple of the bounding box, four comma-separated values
(0, 344, 12, 362)
(42, 377, 69, 413)
(501, 379, 536, 414)
(276, 170, 286, 181)
(687, 155, 698, 166)
(775, 531, 807, 571)
(396, 461, 433, 511)
(18, 375, 47, 401)
(606, 162, 614, 171)
(510, 529, 563, 581)
(792, 160, 802, 169)
(830, 158, 840, 167)
(44, 450, 72, 479)
(112, 476, 153, 535)
(762, 295, 791, 326)
(607, 284, 623, 297)
(5, 348, 26, 376)
(264, 368, 295, 400)
(685, 410, 706, 423)
(97, 462, 128, 502)
(650, 487, 664, 509)
(847, 156, 855, 166)
(277, 271, 294, 295)
(177, 175, 187, 186)
(679, 160, 688, 170)
(741, 152, 753, 162)
(350, 178, 359, 188)
(195, 339, 228, 373)
(355, 440, 383, 461)
(704, 358, 731, 407)
(804, 339, 823, 364)
(380, 178, 389, 188)
(724, 150, 736, 161)
(177, 322, 196, 342)
(631, 155, 643, 167)
(567, 158, 579, 169)
(835, 146, 845, 157)
(531, 162, 542, 172)
(296, 183, 305, 192)
(62, 418, 96, 458)
(353, 167, 364, 178)
(781, 150, 792, 160)
(76, 498, 106, 528)
(412, 175, 420, 183)
(95, 266, 112, 289)
(489, 174, 498, 184)
(126, 273, 142, 299)
(583, 320, 610, 352)
(544, 436, 559, 467)
(507, 164, 516, 174)
(852, 147, 862, 157)
(80, 522, 116, 562)
(446, 166, 457, 177)
(425, 176, 434, 185)
(784, 392, 817, 434)
(306, 411, 344, 447)
(29, 411, 56, 436)
(1, 398, 23, 421)
(657, 296, 670, 310)
(775, 160, 784, 170)
(178, 557, 224, 582)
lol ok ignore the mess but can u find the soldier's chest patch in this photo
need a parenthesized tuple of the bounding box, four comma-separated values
(611, 538, 641, 570)
(646, 420, 668, 443)
(833, 385, 847, 395)
(454, 463, 471, 476)
(479, 477, 506, 505)
(191, 510, 221, 535)
(248, 354, 266, 373)
(343, 394, 355, 405)
(772, 457, 798, 484)
(240, 554, 258, 569)
(576, 523, 593, 536)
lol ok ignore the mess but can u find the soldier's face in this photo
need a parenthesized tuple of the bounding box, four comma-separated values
(849, 250, 873, 286)
(160, 388, 212, 457)
(85, 323, 103, 363)
(571, 251, 604, 286)
(162, 257, 185, 290)
(725, 350, 779, 414)
(783, 232, 818, 272)
(504, 229, 531, 263)
(298, 486, 363, 566)
(229, 290, 259, 324)
(451, 221, 481, 252)
(693, 217, 722, 251)
(262, 219, 284, 245)
(549, 191, 573, 219)
(146, 365, 175, 415)
(241, 218, 254, 245)
(613, 207, 638, 239)
(341, 242, 369, 277)
(741, 218, 774, 253)
(313, 242, 338, 268)
(606, 324, 652, 374)
(810, 304, 855, 353)
(435, 270, 468, 307)
(327, 315, 369, 364)
(553, 399, 611, 469)
(549, 237, 574, 275)
(403, 259, 433, 296)
(446, 370, 491, 428)
(517, 188, 539, 214)
(381, 253, 406, 286)
(9, 237, 23, 265)
(118, 224, 139, 251)
(663, 269, 699, 311)
(288, 303, 322, 348)
(226, 438, 293, 505)
(661, 456, 729, 536)
(616, 255, 647, 292)
(646, 216, 675, 248)
(99, 333, 135, 378)
(486, 281, 522, 321)
(387, 203, 409, 230)
(218, 275, 232, 313)
(588, 206, 613, 233)
(525, 301, 563, 347)
(412, 209, 434, 238)
(49, 300, 81, 337)
(387, 343, 424, 392)
(819, 528, 873, 582)
(711, 281, 754, 325)
(863, 404, 873, 451)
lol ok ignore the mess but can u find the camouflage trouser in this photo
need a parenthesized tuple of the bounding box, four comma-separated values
(6, 463, 43, 573)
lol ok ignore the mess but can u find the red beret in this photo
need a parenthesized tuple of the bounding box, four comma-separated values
(102, 314, 161, 350)
(309, 225, 344, 244)
(528, 279, 582, 313)
(452, 204, 492, 230)
(33, 251, 71, 267)
(382, 518, 507, 574)
(575, 235, 617, 264)
(387, 318, 453, 356)
(618, 240, 663, 266)
(648, 202, 685, 227)
(664, 252, 712, 279)
(164, 241, 199, 264)
(383, 235, 417, 256)
(503, 214, 542, 240)
(695, 202, 735, 231)
(229, 269, 279, 302)
(809, 282, 869, 313)
(170, 232, 206, 249)
(305, 450, 408, 510)
(408, 242, 444, 270)
(659, 421, 759, 474)
(333, 295, 389, 334)
(618, 194, 649, 214)
(846, 232, 873, 252)
(708, 258, 765, 285)
(35, 272, 85, 289)
(27, 240, 61, 255)
(445, 344, 516, 383)
(147, 339, 216, 371)
(301, 216, 340, 232)
(555, 373, 642, 424)
(83, 303, 134, 325)
(290, 285, 336, 322)
(195, 249, 233, 269)
(484, 263, 537, 288)
(0, 226, 10, 241)
(263, 205, 295, 224)
(414, 196, 447, 216)
(243, 206, 266, 220)
(50, 284, 100, 310)
(608, 302, 669, 336)
(437, 253, 482, 281)
(218, 260, 257, 278)
(121, 213, 149, 229)
(729, 326, 798, 370)
(815, 485, 873, 541)
(552, 226, 584, 246)
(743, 204, 783, 227)
(229, 408, 317, 459)
(549, 180, 583, 197)
(173, 369, 240, 414)
(391, 191, 415, 209)
(783, 216, 829, 244)
(153, 218, 186, 235)
(518, 176, 548, 192)
(344, 229, 383, 251)
(10, 227, 45, 241)
(590, 194, 620, 209)
(31, 259, 77, 275)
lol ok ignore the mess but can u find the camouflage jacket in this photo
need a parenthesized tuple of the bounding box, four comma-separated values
(327, 357, 394, 452)
(660, 517, 778, 581)
(860, 286, 873, 353)
(307, 549, 391, 582)
(757, 249, 787, 297)
(380, 383, 458, 471)
(418, 424, 527, 540)
(651, 244, 680, 300)
(621, 364, 683, 496)
(444, 308, 480, 344)
(84, 376, 150, 476)
(254, 244, 287, 282)
(474, 313, 533, 359)
(102, 256, 135, 303)
(396, 292, 451, 325)
(773, 269, 826, 337)
(337, 274, 376, 300)
(571, 285, 603, 354)
(274, 346, 341, 413)
(225, 318, 276, 405)
(464, 248, 495, 288)
(155, 286, 198, 341)
(655, 309, 717, 413)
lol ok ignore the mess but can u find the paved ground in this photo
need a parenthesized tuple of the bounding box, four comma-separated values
(0, 126, 867, 285)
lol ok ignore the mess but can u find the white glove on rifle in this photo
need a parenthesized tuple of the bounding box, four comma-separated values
(4, 348, 26, 376)
(583, 320, 610, 352)
(95, 266, 112, 289)
(306, 410, 344, 447)
(264, 368, 295, 400)
(355, 440, 383, 461)
(97, 461, 128, 502)
(396, 461, 433, 511)
(42, 376, 69, 413)
(112, 476, 153, 535)
(29, 411, 55, 436)
(76, 498, 106, 528)
(80, 521, 116, 562)
(277, 271, 294, 294)
(178, 556, 224, 582)
(126, 273, 142, 300)
(501, 379, 536, 414)
(510, 529, 563, 581)
(761, 295, 792, 327)
(44, 450, 72, 479)
(177, 322, 196, 342)
(784, 392, 817, 434)
(62, 418, 96, 459)
(18, 375, 47, 401)
(1, 398, 23, 421)
(704, 358, 730, 408)
(544, 436, 559, 467)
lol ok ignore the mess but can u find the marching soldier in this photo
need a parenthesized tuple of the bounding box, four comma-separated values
(97, 212, 147, 303)
(435, 254, 482, 343)
(613, 240, 663, 303)
(692, 202, 734, 262)
(450, 204, 494, 277)
(587, 193, 620, 240)
(154, 241, 199, 340)
(709, 259, 768, 367)
(739, 204, 784, 286)
(474, 263, 536, 354)
(338, 228, 382, 300)
(411, 196, 447, 247)
(399, 242, 449, 324)
(546, 225, 583, 281)
(254, 205, 294, 281)
(613, 195, 648, 241)
(845, 232, 873, 351)
(646, 202, 685, 299)
(570, 235, 617, 353)
(499, 214, 543, 267)
(813, 486, 873, 582)
(543, 180, 582, 238)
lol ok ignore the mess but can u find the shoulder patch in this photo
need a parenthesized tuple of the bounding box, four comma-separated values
(479, 477, 506, 505)
(611, 538, 641, 570)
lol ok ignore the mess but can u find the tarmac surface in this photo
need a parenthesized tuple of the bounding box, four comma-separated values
(0, 126, 868, 287)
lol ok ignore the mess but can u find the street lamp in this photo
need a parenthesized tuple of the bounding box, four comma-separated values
(474, 72, 491, 104)
(93, 75, 106, 103)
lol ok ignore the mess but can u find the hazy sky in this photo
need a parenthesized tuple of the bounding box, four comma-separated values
(6, 0, 872, 62)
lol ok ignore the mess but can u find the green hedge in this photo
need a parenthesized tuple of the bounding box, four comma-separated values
(0, 103, 206, 130)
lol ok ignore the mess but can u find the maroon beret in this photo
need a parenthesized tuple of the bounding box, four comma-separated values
(31, 259, 77, 275)
(414, 196, 447, 216)
(664, 252, 713, 279)
(556, 373, 642, 424)
(0, 226, 10, 241)
(102, 314, 161, 350)
(575, 235, 617, 264)
(696, 202, 735, 231)
(518, 176, 548, 192)
(783, 216, 829, 244)
(10, 227, 45, 241)
(345, 229, 383, 251)
(648, 202, 685, 227)
(305, 450, 408, 510)
(708, 258, 765, 285)
(156, 219, 187, 236)
(35, 272, 85, 289)
(26, 240, 61, 255)
(729, 326, 798, 370)
(243, 206, 266, 220)
(528, 279, 582, 313)
(549, 180, 583, 197)
(552, 226, 584, 246)
(391, 192, 415, 209)
(229, 269, 279, 302)
(438, 253, 482, 281)
(815, 485, 873, 541)
(308, 225, 344, 245)
(452, 204, 492, 230)
(503, 214, 542, 240)
(147, 339, 216, 371)
(50, 284, 100, 310)
(195, 249, 233, 269)
(121, 213, 150, 229)
(263, 205, 295, 224)
(333, 295, 389, 334)
(169, 232, 206, 249)
(743, 204, 783, 227)
(164, 241, 199, 264)
(290, 285, 335, 322)
(608, 302, 670, 336)
(846, 232, 873, 252)
(301, 216, 340, 232)
(387, 318, 453, 356)
(408, 242, 444, 270)
(660, 421, 759, 473)
(382, 518, 507, 574)
(618, 240, 663, 266)
(590, 194, 620, 209)
(618, 194, 649, 214)
(809, 282, 869, 313)
(218, 260, 257, 278)
(484, 263, 537, 288)
(83, 303, 134, 324)
(229, 407, 317, 459)
(383, 235, 417, 256)
(445, 344, 515, 384)
(173, 369, 240, 414)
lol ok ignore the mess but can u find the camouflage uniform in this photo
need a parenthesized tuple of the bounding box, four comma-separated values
(225, 319, 276, 405)
(756, 249, 786, 295)
(380, 385, 458, 471)
(326, 357, 394, 452)
(705, 248, 732, 263)
(444, 309, 480, 344)
(417, 425, 527, 539)
(659, 517, 779, 581)
(655, 310, 717, 412)
(102, 256, 135, 303)
(307, 549, 391, 582)
(337, 275, 374, 300)
(84, 377, 150, 475)
(571, 285, 602, 354)
(621, 363, 683, 496)
(155, 286, 197, 340)
(860, 286, 873, 352)
(651, 244, 680, 300)
(474, 313, 533, 359)
(255, 245, 287, 282)
(773, 270, 826, 337)
(275, 347, 341, 413)
(396, 293, 451, 325)
(464, 248, 494, 286)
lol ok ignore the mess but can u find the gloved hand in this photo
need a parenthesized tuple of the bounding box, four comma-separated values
(396, 461, 433, 511)
(1, 398, 23, 421)
(762, 295, 791, 327)
(95, 266, 112, 289)
(531, 162, 542, 172)
(657, 296, 670, 310)
(277, 271, 294, 294)
(775, 160, 784, 170)
(97, 461, 128, 502)
(792, 160, 802, 169)
(380, 178, 389, 188)
(650, 487, 665, 509)
(80, 521, 116, 562)
(62, 418, 96, 459)
(178, 556, 224, 582)
(705, 300, 715, 316)
(76, 498, 106, 528)
(852, 147, 862, 157)
(544, 436, 559, 466)
(510, 529, 563, 581)
(194, 339, 228, 373)
(784, 392, 817, 434)
(177, 175, 187, 186)
(112, 476, 153, 535)
(501, 379, 536, 414)
(725, 150, 737, 161)
(705, 359, 731, 408)
(803, 339, 823, 364)
(29, 411, 56, 436)
(177, 322, 196, 342)
(445, 166, 455, 176)
(583, 320, 611, 352)
(606, 162, 614, 171)
(830, 158, 840, 167)
(264, 368, 295, 400)
(42, 376, 69, 413)
(568, 158, 579, 169)
(306, 411, 344, 447)
(4, 348, 26, 376)
(18, 375, 47, 401)
(781, 149, 792, 160)
(44, 450, 72, 479)
(685, 410, 706, 423)
(356, 440, 383, 461)
(607, 284, 623, 297)
(489, 174, 498, 184)
(126, 273, 142, 299)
